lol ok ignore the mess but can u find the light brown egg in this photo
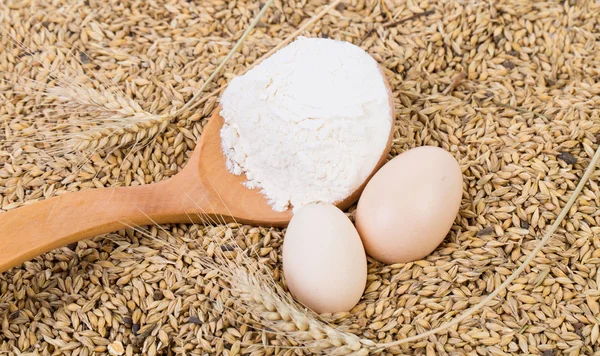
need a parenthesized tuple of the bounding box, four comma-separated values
(282, 202, 367, 314)
(355, 146, 463, 264)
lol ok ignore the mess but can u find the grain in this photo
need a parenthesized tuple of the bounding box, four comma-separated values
(3, 0, 600, 355)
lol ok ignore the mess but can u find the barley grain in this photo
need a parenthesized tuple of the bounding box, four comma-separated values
(3, 0, 600, 355)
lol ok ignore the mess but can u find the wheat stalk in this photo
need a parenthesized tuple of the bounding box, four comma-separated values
(181, 0, 344, 115)
(372, 140, 600, 348)
(175, 0, 276, 117)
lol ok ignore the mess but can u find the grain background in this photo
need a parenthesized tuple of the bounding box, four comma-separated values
(2, 0, 600, 355)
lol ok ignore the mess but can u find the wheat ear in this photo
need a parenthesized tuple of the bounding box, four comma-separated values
(45, 85, 170, 153)
(228, 268, 373, 356)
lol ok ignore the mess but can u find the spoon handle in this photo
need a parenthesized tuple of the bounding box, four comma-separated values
(0, 179, 189, 273)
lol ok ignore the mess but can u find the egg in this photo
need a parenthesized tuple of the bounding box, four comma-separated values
(282, 202, 367, 314)
(355, 146, 463, 264)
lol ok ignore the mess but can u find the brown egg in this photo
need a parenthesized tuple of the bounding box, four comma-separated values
(355, 146, 463, 264)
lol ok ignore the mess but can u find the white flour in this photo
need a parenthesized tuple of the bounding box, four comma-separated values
(219, 36, 392, 212)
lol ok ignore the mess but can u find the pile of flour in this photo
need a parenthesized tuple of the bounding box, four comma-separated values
(219, 36, 392, 212)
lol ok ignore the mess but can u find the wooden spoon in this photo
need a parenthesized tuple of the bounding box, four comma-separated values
(0, 71, 395, 273)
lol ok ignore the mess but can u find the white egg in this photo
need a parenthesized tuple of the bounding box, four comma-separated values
(282, 202, 367, 314)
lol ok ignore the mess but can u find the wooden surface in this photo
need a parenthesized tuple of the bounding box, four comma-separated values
(0, 70, 395, 274)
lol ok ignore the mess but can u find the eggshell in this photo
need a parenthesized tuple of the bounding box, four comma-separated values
(355, 146, 463, 264)
(282, 202, 367, 314)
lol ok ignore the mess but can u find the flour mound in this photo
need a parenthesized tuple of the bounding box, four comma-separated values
(219, 36, 392, 212)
